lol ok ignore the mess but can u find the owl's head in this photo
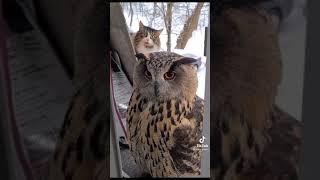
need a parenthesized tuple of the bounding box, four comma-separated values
(133, 51, 199, 102)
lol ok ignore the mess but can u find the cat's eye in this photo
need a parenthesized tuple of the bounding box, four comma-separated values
(164, 71, 176, 80)
(145, 70, 152, 79)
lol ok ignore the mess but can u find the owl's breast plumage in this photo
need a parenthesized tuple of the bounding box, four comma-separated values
(127, 90, 204, 177)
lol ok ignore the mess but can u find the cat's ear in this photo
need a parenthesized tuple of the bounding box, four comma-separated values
(155, 29, 163, 36)
(139, 21, 145, 30)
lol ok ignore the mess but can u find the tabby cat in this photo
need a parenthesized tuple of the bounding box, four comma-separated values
(131, 21, 163, 54)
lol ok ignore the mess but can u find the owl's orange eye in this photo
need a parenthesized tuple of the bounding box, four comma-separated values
(145, 70, 152, 79)
(164, 71, 176, 80)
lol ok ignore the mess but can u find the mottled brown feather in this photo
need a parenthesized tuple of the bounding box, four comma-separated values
(212, 4, 302, 180)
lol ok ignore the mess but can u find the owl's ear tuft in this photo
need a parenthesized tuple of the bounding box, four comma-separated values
(135, 53, 146, 59)
(135, 53, 149, 62)
(174, 57, 201, 68)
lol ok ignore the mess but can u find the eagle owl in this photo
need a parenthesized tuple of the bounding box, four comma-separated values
(127, 51, 204, 177)
(212, 1, 302, 180)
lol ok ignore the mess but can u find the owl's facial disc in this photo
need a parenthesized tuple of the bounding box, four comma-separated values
(133, 52, 199, 102)
(154, 81, 160, 96)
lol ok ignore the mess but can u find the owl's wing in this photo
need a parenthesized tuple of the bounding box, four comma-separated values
(168, 96, 204, 176)
(48, 77, 108, 180)
(239, 105, 302, 180)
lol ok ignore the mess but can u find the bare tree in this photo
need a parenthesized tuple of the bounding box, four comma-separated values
(129, 3, 134, 27)
(175, 2, 204, 49)
(165, 3, 173, 52)
(145, 3, 158, 27)
(158, 3, 173, 52)
(121, 2, 209, 51)
(152, 2, 157, 27)
(186, 3, 190, 19)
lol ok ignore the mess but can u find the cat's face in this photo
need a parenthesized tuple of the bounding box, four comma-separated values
(134, 21, 163, 53)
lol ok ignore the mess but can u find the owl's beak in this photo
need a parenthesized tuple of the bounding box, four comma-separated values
(154, 81, 160, 96)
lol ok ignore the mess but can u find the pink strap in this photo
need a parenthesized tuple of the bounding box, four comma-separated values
(110, 51, 128, 139)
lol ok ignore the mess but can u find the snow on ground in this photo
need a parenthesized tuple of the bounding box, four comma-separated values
(123, 8, 208, 99)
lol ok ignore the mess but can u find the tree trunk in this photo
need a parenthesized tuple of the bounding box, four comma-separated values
(152, 2, 157, 27)
(129, 3, 133, 27)
(165, 2, 173, 52)
(175, 2, 204, 49)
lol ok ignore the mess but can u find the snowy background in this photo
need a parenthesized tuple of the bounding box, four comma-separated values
(121, 2, 209, 99)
